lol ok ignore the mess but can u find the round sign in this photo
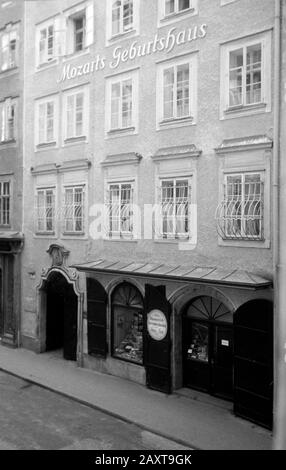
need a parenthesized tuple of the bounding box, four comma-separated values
(147, 309, 168, 341)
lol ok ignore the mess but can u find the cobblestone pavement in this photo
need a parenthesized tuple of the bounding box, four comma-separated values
(0, 371, 189, 451)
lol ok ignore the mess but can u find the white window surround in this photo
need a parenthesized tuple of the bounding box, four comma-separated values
(0, 97, 16, 144)
(0, 178, 11, 227)
(156, 53, 197, 130)
(106, 0, 139, 44)
(35, 95, 59, 149)
(0, 24, 19, 72)
(157, 0, 198, 27)
(104, 176, 139, 240)
(35, 187, 56, 235)
(221, 0, 237, 5)
(220, 30, 272, 120)
(64, 1, 94, 56)
(62, 85, 89, 144)
(105, 70, 139, 136)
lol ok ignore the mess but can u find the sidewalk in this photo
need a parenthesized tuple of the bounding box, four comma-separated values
(0, 346, 272, 450)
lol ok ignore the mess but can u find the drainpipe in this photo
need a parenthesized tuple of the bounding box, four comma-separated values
(273, 0, 286, 450)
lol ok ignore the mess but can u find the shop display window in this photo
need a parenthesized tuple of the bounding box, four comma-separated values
(112, 283, 144, 365)
(187, 322, 208, 362)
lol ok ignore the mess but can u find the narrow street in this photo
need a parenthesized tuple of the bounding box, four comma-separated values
(0, 371, 188, 451)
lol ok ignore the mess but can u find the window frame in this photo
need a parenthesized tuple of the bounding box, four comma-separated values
(62, 184, 85, 235)
(220, 30, 272, 119)
(65, 1, 94, 56)
(156, 175, 192, 241)
(106, 0, 139, 43)
(35, 187, 56, 235)
(157, 54, 197, 130)
(35, 95, 58, 149)
(105, 180, 135, 239)
(158, 0, 197, 26)
(63, 85, 89, 144)
(0, 25, 19, 72)
(106, 70, 139, 136)
(0, 98, 16, 144)
(0, 179, 11, 227)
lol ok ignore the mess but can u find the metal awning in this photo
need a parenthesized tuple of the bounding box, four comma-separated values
(0, 231, 24, 241)
(73, 259, 272, 289)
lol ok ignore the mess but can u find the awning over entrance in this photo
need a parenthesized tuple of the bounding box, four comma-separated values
(74, 259, 272, 289)
(0, 231, 24, 254)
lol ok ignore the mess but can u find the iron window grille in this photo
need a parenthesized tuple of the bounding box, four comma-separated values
(112, 0, 134, 36)
(36, 189, 55, 233)
(63, 186, 85, 233)
(0, 182, 10, 226)
(216, 173, 264, 241)
(228, 43, 262, 109)
(158, 179, 191, 239)
(106, 183, 134, 238)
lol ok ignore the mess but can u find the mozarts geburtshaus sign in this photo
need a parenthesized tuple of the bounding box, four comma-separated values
(58, 23, 207, 82)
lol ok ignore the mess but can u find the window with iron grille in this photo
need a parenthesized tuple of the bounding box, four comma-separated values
(159, 178, 191, 239)
(63, 186, 85, 233)
(106, 182, 134, 238)
(0, 181, 10, 226)
(112, 0, 134, 36)
(216, 173, 264, 240)
(36, 188, 55, 233)
(1, 28, 17, 71)
(0, 99, 15, 143)
(229, 43, 262, 108)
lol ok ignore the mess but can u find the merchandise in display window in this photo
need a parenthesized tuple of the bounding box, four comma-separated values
(112, 283, 144, 365)
(187, 322, 209, 362)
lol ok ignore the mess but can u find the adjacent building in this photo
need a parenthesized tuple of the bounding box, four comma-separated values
(21, 0, 275, 429)
(0, 0, 24, 348)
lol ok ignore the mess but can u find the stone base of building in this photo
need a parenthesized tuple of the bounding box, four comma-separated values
(21, 335, 41, 353)
(83, 354, 146, 386)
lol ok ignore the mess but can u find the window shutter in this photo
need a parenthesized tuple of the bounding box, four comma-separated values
(86, 277, 107, 357)
(85, 2, 94, 47)
(54, 16, 66, 57)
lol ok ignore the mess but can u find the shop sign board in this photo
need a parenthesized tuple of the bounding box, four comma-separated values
(147, 309, 168, 341)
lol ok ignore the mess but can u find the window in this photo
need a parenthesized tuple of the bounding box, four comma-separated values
(106, 182, 134, 238)
(66, 2, 94, 55)
(63, 186, 85, 233)
(158, 0, 197, 24)
(107, 0, 138, 41)
(216, 173, 264, 240)
(112, 0, 133, 36)
(112, 283, 144, 365)
(0, 99, 15, 143)
(63, 87, 88, 142)
(106, 71, 138, 134)
(220, 31, 271, 118)
(158, 178, 191, 239)
(0, 181, 10, 226)
(36, 97, 57, 146)
(157, 55, 197, 127)
(1, 27, 18, 71)
(36, 188, 55, 233)
(38, 24, 54, 65)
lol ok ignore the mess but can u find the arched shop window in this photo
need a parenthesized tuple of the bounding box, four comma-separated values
(112, 282, 144, 365)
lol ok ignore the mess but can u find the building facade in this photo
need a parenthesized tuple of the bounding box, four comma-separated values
(22, 0, 275, 429)
(0, 0, 24, 348)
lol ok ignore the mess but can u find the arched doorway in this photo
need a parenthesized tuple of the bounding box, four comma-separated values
(45, 271, 78, 361)
(182, 296, 233, 400)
